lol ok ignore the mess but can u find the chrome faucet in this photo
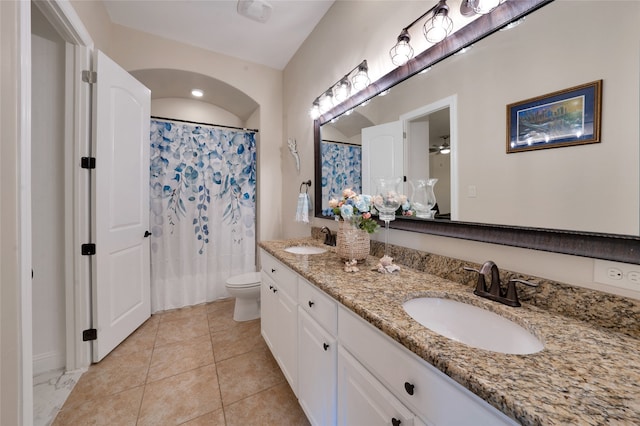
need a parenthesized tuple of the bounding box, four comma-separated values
(320, 226, 336, 246)
(463, 261, 538, 307)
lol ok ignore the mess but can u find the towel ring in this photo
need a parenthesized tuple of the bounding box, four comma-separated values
(299, 180, 312, 193)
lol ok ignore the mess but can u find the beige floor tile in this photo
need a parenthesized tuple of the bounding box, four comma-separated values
(158, 303, 208, 323)
(53, 386, 144, 426)
(179, 409, 226, 425)
(61, 348, 150, 410)
(207, 304, 241, 333)
(110, 316, 159, 358)
(211, 319, 266, 362)
(137, 364, 222, 426)
(155, 314, 210, 347)
(224, 383, 309, 426)
(216, 346, 285, 406)
(206, 298, 235, 314)
(147, 333, 214, 383)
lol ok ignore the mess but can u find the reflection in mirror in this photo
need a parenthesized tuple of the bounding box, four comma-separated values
(314, 0, 640, 264)
(318, 0, 639, 237)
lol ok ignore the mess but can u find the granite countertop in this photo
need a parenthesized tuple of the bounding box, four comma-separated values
(259, 238, 640, 426)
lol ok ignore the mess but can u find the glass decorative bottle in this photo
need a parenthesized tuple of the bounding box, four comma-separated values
(373, 177, 403, 255)
(410, 178, 438, 219)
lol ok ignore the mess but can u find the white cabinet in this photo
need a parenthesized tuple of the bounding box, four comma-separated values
(339, 306, 518, 426)
(297, 278, 338, 426)
(338, 346, 425, 426)
(260, 250, 298, 394)
(298, 308, 337, 425)
(259, 248, 517, 426)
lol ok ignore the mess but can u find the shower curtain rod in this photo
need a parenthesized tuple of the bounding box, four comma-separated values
(322, 139, 359, 147)
(151, 115, 259, 133)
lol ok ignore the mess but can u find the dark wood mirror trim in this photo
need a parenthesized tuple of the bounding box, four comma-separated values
(314, 0, 640, 265)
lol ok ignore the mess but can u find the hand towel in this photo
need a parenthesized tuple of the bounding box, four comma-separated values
(295, 192, 311, 223)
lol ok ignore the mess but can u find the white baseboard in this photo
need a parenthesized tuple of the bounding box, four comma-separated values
(33, 351, 65, 376)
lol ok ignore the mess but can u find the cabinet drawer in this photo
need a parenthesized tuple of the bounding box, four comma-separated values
(298, 278, 337, 335)
(338, 306, 517, 426)
(260, 250, 297, 297)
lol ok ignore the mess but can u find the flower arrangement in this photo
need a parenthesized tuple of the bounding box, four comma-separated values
(328, 188, 379, 234)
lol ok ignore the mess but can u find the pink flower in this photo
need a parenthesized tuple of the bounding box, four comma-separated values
(362, 212, 371, 219)
(328, 198, 339, 208)
(342, 188, 356, 199)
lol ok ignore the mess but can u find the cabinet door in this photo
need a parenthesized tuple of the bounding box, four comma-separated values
(260, 272, 278, 351)
(276, 286, 298, 394)
(338, 346, 419, 426)
(298, 309, 337, 426)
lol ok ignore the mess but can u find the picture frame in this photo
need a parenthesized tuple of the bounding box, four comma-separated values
(506, 80, 602, 153)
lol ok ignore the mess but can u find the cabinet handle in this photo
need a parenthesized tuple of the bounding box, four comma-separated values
(272, 288, 278, 293)
(271, 268, 276, 273)
(308, 301, 315, 307)
(269, 285, 274, 290)
(391, 418, 401, 426)
(404, 382, 415, 396)
(323, 343, 329, 351)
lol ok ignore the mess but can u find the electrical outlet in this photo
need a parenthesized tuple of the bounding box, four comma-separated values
(594, 260, 640, 292)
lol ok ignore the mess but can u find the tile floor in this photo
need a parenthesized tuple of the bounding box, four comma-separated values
(51, 299, 310, 425)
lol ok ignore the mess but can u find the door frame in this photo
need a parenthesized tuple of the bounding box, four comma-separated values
(16, 1, 94, 422)
(399, 95, 459, 221)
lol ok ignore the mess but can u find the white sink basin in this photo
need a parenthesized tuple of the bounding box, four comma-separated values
(403, 297, 543, 354)
(284, 246, 327, 255)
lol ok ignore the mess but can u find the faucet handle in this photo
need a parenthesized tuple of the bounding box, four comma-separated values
(463, 266, 487, 294)
(504, 279, 538, 307)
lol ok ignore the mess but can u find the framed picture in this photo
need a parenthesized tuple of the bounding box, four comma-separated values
(506, 80, 602, 153)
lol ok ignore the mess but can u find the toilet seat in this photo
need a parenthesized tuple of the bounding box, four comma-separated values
(226, 272, 261, 288)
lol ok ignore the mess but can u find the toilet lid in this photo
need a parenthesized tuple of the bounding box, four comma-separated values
(226, 272, 261, 288)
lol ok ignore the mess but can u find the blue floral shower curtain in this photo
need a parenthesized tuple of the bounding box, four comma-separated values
(149, 119, 256, 312)
(320, 140, 362, 215)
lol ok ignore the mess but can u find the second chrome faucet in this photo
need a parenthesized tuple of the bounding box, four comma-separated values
(464, 261, 537, 307)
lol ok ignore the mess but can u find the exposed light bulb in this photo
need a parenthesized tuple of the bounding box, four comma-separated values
(351, 62, 370, 92)
(334, 78, 351, 103)
(309, 100, 321, 120)
(390, 29, 414, 66)
(191, 89, 204, 97)
(319, 91, 334, 113)
(424, 1, 453, 43)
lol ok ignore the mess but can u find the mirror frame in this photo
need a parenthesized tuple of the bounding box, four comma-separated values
(314, 0, 640, 265)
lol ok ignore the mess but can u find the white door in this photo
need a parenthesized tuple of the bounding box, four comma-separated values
(92, 50, 151, 362)
(361, 121, 404, 195)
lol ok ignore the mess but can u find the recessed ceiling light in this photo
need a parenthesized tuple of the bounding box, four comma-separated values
(191, 89, 204, 97)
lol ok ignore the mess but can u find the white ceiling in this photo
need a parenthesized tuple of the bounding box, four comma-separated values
(103, 0, 335, 70)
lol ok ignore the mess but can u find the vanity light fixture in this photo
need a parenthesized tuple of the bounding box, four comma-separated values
(390, 0, 455, 67)
(191, 89, 204, 97)
(309, 60, 371, 119)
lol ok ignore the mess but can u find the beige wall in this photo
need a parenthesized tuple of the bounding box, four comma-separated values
(69, 0, 112, 53)
(1, 1, 25, 423)
(151, 98, 245, 128)
(283, 1, 640, 299)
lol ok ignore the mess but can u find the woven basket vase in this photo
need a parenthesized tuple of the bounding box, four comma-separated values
(336, 220, 371, 261)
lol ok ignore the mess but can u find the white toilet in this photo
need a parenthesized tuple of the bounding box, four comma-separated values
(225, 272, 262, 321)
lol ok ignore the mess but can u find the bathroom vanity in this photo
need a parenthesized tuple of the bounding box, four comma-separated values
(259, 239, 640, 425)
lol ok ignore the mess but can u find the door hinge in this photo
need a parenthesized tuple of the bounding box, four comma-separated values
(81, 157, 96, 169)
(82, 328, 97, 341)
(403, 131, 407, 139)
(81, 243, 96, 255)
(82, 70, 97, 84)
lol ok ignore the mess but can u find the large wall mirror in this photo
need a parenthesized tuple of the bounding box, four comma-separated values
(314, 0, 640, 264)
